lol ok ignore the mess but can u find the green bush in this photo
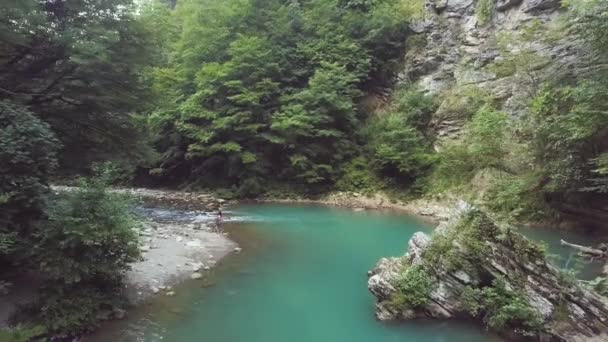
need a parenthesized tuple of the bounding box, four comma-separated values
(24, 164, 140, 336)
(430, 105, 509, 191)
(335, 156, 384, 194)
(484, 173, 551, 220)
(388, 265, 433, 311)
(36, 165, 140, 285)
(0, 326, 45, 342)
(365, 89, 436, 183)
(237, 177, 265, 198)
(24, 285, 127, 337)
(526, 81, 608, 194)
(367, 115, 434, 181)
(388, 87, 437, 131)
(0, 101, 58, 259)
(460, 280, 543, 333)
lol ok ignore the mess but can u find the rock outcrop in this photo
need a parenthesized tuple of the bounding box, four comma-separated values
(368, 203, 608, 341)
(402, 0, 596, 139)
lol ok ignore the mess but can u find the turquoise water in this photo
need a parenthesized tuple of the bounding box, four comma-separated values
(519, 225, 605, 280)
(90, 203, 504, 342)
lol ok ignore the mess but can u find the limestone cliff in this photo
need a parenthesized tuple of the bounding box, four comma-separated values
(367, 203, 608, 341)
(402, 0, 596, 138)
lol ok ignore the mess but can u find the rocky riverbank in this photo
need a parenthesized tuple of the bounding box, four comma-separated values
(259, 191, 455, 222)
(368, 202, 608, 342)
(52, 186, 239, 302)
(1, 187, 238, 328)
(126, 218, 237, 303)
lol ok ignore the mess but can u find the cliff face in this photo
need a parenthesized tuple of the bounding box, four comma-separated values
(367, 203, 608, 342)
(402, 0, 593, 138)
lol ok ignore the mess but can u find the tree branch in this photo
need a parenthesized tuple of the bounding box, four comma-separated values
(560, 239, 606, 258)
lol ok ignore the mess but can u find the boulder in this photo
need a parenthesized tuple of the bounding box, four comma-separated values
(368, 205, 608, 341)
(496, 0, 523, 11)
(523, 0, 561, 13)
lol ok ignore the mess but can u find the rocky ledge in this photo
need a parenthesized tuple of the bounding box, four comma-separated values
(368, 202, 608, 342)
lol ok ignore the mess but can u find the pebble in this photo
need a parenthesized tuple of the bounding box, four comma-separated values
(234, 247, 242, 253)
(191, 272, 203, 280)
(151, 286, 160, 294)
(166, 291, 175, 296)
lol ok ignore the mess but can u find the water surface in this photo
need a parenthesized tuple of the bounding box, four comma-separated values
(91, 203, 505, 342)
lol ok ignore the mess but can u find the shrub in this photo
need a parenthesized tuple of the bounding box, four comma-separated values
(484, 173, 550, 220)
(0, 326, 45, 342)
(460, 280, 543, 333)
(434, 85, 495, 123)
(236, 177, 265, 198)
(431, 105, 509, 190)
(389, 87, 437, 132)
(35, 165, 140, 285)
(25, 164, 140, 336)
(367, 116, 435, 181)
(0, 101, 58, 259)
(335, 156, 383, 194)
(366, 88, 437, 183)
(24, 285, 127, 336)
(525, 81, 608, 194)
(388, 265, 433, 311)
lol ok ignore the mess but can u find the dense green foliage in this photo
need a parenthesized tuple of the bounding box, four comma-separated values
(144, 0, 418, 194)
(388, 264, 432, 311)
(366, 88, 436, 184)
(39, 169, 140, 286)
(0, 0, 154, 173)
(0, 326, 45, 342)
(1, 0, 147, 336)
(16, 166, 140, 336)
(430, 103, 510, 190)
(0, 101, 58, 259)
(460, 280, 542, 333)
(526, 82, 608, 195)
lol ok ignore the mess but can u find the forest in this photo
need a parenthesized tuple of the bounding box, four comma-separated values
(1, 0, 607, 339)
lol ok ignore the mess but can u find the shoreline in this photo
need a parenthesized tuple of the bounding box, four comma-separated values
(1, 187, 239, 330)
(255, 191, 455, 224)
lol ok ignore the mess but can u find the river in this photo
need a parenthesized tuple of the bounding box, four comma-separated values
(88, 203, 604, 342)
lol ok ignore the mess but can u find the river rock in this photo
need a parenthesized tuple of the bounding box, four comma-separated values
(191, 272, 203, 280)
(368, 205, 608, 341)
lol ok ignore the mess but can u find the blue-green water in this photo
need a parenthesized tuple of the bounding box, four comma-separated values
(91, 204, 505, 342)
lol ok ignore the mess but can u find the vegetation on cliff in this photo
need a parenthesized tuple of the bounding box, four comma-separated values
(369, 207, 608, 340)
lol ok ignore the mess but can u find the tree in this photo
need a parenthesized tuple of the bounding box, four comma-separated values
(0, 0, 153, 172)
(0, 101, 58, 259)
(145, 0, 415, 193)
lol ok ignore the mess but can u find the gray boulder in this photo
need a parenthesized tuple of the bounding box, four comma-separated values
(368, 206, 608, 341)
